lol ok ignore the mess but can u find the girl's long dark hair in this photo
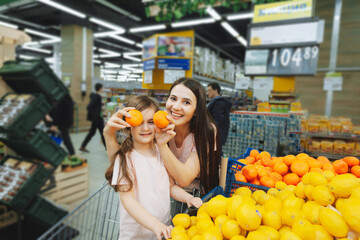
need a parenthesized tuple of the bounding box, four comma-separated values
(105, 95, 159, 192)
(169, 78, 220, 194)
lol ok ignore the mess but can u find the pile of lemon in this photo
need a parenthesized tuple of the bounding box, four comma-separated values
(170, 173, 360, 240)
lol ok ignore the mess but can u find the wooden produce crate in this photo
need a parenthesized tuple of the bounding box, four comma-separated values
(41, 165, 88, 208)
(0, 205, 18, 229)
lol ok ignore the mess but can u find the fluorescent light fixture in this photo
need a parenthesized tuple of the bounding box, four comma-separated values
(40, 39, 61, 44)
(123, 52, 142, 56)
(118, 70, 131, 74)
(18, 55, 35, 60)
(137, 78, 142, 82)
(123, 64, 143, 67)
(100, 54, 121, 58)
(237, 36, 247, 46)
(25, 28, 60, 40)
(171, 18, 215, 28)
(98, 48, 121, 58)
(129, 24, 166, 33)
(45, 57, 54, 63)
(227, 12, 253, 21)
(94, 30, 123, 38)
(93, 59, 101, 64)
(90, 17, 125, 33)
(37, 0, 86, 18)
(0, 20, 18, 29)
(22, 46, 52, 54)
(127, 78, 137, 81)
(206, 7, 221, 21)
(123, 66, 143, 73)
(102, 70, 118, 74)
(109, 35, 135, 45)
(135, 43, 143, 48)
(123, 55, 141, 62)
(104, 62, 121, 68)
(221, 21, 239, 37)
(129, 74, 140, 78)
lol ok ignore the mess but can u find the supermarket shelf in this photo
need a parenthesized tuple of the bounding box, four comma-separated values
(306, 132, 360, 140)
(269, 101, 292, 105)
(270, 93, 298, 98)
(309, 152, 356, 160)
(193, 74, 235, 88)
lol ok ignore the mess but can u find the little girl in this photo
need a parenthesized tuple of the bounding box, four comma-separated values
(105, 95, 202, 240)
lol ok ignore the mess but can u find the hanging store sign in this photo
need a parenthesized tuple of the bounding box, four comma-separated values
(323, 73, 343, 91)
(244, 45, 319, 76)
(144, 70, 153, 84)
(249, 20, 324, 47)
(158, 58, 191, 70)
(253, 0, 313, 23)
(235, 75, 250, 89)
(253, 77, 273, 90)
(143, 59, 156, 71)
(164, 70, 185, 84)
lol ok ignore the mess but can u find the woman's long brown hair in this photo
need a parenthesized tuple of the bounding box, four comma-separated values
(105, 95, 159, 192)
(169, 78, 220, 194)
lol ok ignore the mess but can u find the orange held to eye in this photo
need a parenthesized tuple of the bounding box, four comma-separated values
(125, 109, 143, 127)
(153, 110, 169, 128)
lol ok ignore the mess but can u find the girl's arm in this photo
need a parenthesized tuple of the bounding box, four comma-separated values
(120, 189, 173, 240)
(103, 107, 134, 161)
(169, 176, 203, 208)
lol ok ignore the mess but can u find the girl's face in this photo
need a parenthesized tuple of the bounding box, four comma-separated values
(166, 84, 197, 127)
(130, 107, 156, 145)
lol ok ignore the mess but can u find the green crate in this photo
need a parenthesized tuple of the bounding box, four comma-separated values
(25, 195, 67, 226)
(0, 93, 51, 138)
(0, 130, 67, 167)
(0, 59, 68, 103)
(0, 155, 50, 211)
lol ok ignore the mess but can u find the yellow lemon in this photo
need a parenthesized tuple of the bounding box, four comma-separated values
(310, 172, 327, 186)
(214, 214, 228, 227)
(236, 201, 261, 231)
(301, 172, 313, 185)
(257, 225, 281, 240)
(294, 182, 306, 199)
(280, 231, 302, 240)
(268, 188, 279, 197)
(190, 216, 197, 227)
(277, 190, 294, 201)
(284, 185, 296, 193)
(198, 202, 208, 215)
(279, 226, 292, 236)
(319, 207, 348, 238)
(227, 195, 243, 220)
(350, 186, 360, 200)
(191, 235, 203, 240)
(196, 219, 214, 233)
(171, 226, 187, 238)
(339, 198, 360, 232)
(304, 184, 315, 200)
(262, 210, 282, 230)
(282, 194, 304, 210)
(292, 219, 315, 240)
(202, 226, 222, 239)
(329, 173, 359, 198)
(305, 204, 322, 224)
(313, 224, 333, 240)
(240, 194, 256, 205)
(172, 232, 190, 240)
(264, 197, 283, 212)
(221, 219, 241, 239)
(206, 195, 228, 218)
(173, 213, 191, 228)
(246, 231, 271, 240)
(281, 207, 303, 227)
(322, 170, 335, 182)
(234, 187, 252, 197)
(276, 181, 288, 190)
(312, 185, 335, 206)
(197, 212, 211, 222)
(230, 235, 245, 240)
(252, 190, 268, 205)
(187, 226, 200, 239)
(255, 204, 265, 217)
(335, 198, 347, 212)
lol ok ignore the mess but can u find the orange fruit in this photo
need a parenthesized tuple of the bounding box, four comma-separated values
(265, 167, 273, 175)
(308, 158, 322, 169)
(283, 173, 300, 186)
(153, 110, 169, 128)
(283, 155, 296, 166)
(235, 172, 247, 182)
(257, 167, 269, 179)
(260, 176, 275, 188)
(261, 157, 274, 167)
(242, 165, 257, 181)
(258, 151, 271, 160)
(125, 109, 143, 127)
(317, 156, 330, 167)
(351, 166, 360, 177)
(250, 149, 260, 158)
(333, 160, 348, 174)
(310, 167, 323, 173)
(250, 178, 260, 185)
(245, 156, 256, 164)
(322, 162, 335, 172)
(291, 160, 309, 177)
(269, 172, 283, 182)
(342, 156, 360, 167)
(296, 153, 309, 161)
(273, 162, 289, 176)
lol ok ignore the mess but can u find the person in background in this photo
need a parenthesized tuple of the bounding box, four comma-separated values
(105, 95, 202, 240)
(80, 83, 106, 152)
(46, 94, 75, 156)
(207, 82, 232, 154)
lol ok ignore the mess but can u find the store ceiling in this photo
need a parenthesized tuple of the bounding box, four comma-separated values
(0, 0, 252, 66)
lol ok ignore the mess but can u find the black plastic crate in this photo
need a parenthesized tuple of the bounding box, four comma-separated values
(0, 155, 50, 211)
(25, 195, 67, 226)
(0, 130, 67, 167)
(0, 59, 68, 103)
(0, 93, 51, 138)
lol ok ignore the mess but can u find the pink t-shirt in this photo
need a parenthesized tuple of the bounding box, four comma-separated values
(111, 147, 171, 240)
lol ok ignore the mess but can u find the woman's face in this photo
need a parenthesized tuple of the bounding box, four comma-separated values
(166, 84, 197, 127)
(130, 107, 156, 145)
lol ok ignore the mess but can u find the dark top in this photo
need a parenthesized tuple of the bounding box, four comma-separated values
(207, 96, 232, 146)
(49, 94, 74, 129)
(86, 92, 102, 122)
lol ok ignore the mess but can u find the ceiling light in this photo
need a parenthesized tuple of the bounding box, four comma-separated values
(129, 74, 140, 78)
(104, 62, 121, 68)
(25, 28, 60, 40)
(94, 30, 123, 38)
(171, 18, 215, 28)
(206, 7, 221, 21)
(123, 52, 142, 56)
(127, 78, 137, 81)
(22, 46, 52, 54)
(37, 0, 86, 18)
(109, 35, 135, 45)
(237, 36, 247, 47)
(18, 55, 35, 60)
(90, 17, 125, 33)
(45, 57, 54, 63)
(93, 59, 101, 64)
(137, 78, 143, 82)
(227, 12, 253, 21)
(123, 64, 142, 67)
(123, 55, 141, 62)
(0, 20, 18, 29)
(98, 48, 119, 55)
(40, 39, 61, 45)
(221, 21, 239, 37)
(129, 24, 166, 33)
(118, 70, 131, 74)
(135, 43, 143, 48)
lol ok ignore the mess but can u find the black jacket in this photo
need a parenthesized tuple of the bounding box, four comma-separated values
(207, 96, 232, 146)
(49, 94, 74, 129)
(86, 93, 102, 122)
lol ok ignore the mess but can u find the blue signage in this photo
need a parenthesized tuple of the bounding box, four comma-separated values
(143, 59, 156, 71)
(157, 58, 191, 70)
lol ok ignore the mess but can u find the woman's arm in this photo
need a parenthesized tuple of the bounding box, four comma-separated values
(169, 176, 203, 208)
(103, 108, 134, 161)
(120, 189, 173, 240)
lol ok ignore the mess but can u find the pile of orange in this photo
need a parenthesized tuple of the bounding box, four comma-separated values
(234, 149, 360, 188)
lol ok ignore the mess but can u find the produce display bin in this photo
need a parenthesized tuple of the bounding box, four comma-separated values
(25, 195, 67, 226)
(225, 147, 270, 197)
(0, 155, 50, 211)
(0, 130, 67, 167)
(0, 93, 51, 139)
(0, 59, 68, 103)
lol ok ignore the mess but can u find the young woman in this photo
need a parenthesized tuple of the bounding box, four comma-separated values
(104, 78, 220, 195)
(105, 95, 202, 240)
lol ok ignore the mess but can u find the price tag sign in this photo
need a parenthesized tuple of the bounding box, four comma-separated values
(144, 70, 152, 84)
(235, 75, 250, 89)
(253, 77, 273, 90)
(323, 77, 343, 91)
